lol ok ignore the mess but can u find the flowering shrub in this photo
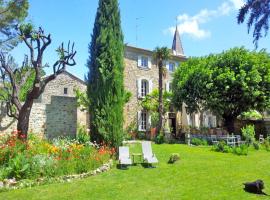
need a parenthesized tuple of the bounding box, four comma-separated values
(0, 131, 113, 181)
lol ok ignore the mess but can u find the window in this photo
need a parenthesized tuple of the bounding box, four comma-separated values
(141, 56, 148, 68)
(64, 87, 68, 95)
(169, 62, 175, 72)
(141, 79, 149, 97)
(140, 111, 147, 131)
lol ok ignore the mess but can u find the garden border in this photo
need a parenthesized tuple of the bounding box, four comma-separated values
(0, 159, 113, 192)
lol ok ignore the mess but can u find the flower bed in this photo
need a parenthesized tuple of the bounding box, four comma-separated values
(0, 131, 114, 184)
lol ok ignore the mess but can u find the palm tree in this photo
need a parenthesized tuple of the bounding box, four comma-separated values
(153, 47, 170, 134)
(237, 0, 270, 48)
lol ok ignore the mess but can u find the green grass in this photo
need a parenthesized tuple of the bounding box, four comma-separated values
(1, 144, 270, 200)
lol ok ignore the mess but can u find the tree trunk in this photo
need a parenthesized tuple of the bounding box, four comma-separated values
(157, 62, 163, 134)
(17, 100, 34, 140)
(223, 116, 236, 134)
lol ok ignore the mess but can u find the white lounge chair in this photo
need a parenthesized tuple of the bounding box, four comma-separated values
(119, 146, 132, 168)
(142, 141, 158, 165)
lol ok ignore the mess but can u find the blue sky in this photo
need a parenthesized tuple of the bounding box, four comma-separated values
(11, 0, 270, 80)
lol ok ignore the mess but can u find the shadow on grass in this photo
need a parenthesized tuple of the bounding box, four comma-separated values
(116, 164, 130, 170)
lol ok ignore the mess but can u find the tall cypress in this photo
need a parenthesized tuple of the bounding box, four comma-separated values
(87, 0, 124, 148)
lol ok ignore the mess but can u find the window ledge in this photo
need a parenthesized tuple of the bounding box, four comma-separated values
(137, 66, 151, 71)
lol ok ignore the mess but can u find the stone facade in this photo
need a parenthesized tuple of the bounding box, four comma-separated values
(0, 71, 88, 138)
(123, 45, 186, 134)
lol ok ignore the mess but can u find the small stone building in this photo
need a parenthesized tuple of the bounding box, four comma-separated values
(0, 71, 88, 138)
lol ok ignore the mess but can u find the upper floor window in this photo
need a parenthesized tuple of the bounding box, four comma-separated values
(169, 62, 175, 72)
(138, 55, 151, 69)
(64, 87, 68, 95)
(141, 56, 148, 68)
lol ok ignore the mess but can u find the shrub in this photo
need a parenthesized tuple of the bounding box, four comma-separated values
(168, 153, 180, 164)
(253, 141, 260, 150)
(191, 138, 208, 146)
(213, 140, 226, 152)
(232, 144, 248, 156)
(263, 140, 270, 151)
(155, 134, 164, 144)
(137, 131, 146, 140)
(241, 125, 255, 145)
(77, 125, 90, 144)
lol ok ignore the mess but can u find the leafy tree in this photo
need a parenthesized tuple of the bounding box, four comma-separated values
(0, 23, 76, 139)
(140, 89, 172, 129)
(87, 0, 124, 148)
(153, 47, 170, 133)
(172, 47, 270, 133)
(0, 0, 29, 50)
(237, 0, 270, 48)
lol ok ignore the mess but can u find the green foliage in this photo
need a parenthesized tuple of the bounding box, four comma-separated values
(0, 0, 29, 50)
(241, 125, 255, 145)
(140, 89, 172, 113)
(76, 125, 90, 144)
(155, 134, 165, 144)
(213, 141, 248, 155)
(263, 140, 270, 151)
(191, 138, 208, 146)
(124, 90, 132, 103)
(0, 133, 111, 181)
(87, 0, 124, 148)
(240, 110, 262, 120)
(172, 47, 270, 131)
(253, 141, 260, 150)
(74, 89, 90, 111)
(232, 145, 249, 156)
(168, 153, 180, 164)
(237, 0, 270, 47)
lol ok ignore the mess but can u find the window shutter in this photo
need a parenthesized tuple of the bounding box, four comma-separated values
(137, 111, 142, 131)
(149, 79, 153, 94)
(148, 57, 152, 69)
(137, 55, 142, 67)
(165, 82, 170, 92)
(147, 112, 151, 130)
(137, 78, 141, 98)
(203, 114, 208, 127)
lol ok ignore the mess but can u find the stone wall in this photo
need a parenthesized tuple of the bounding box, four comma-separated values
(45, 96, 77, 139)
(0, 71, 89, 138)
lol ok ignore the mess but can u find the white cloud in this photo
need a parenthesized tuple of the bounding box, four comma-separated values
(164, 0, 245, 39)
(229, 0, 245, 9)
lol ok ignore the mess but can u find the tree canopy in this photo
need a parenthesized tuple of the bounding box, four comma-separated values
(87, 0, 124, 148)
(237, 0, 270, 48)
(172, 47, 270, 132)
(0, 0, 29, 50)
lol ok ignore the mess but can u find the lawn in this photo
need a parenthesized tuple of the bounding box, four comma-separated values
(1, 144, 270, 200)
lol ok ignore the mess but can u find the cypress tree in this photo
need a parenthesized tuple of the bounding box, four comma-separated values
(87, 0, 124, 148)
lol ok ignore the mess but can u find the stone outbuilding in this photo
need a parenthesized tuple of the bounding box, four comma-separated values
(0, 71, 88, 139)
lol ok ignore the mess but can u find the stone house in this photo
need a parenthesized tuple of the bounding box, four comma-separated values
(123, 26, 217, 137)
(0, 71, 88, 138)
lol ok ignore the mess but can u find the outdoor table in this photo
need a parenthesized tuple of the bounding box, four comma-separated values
(132, 153, 142, 164)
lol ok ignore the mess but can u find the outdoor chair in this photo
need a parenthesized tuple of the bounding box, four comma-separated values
(226, 135, 236, 146)
(142, 141, 158, 166)
(235, 135, 245, 146)
(118, 146, 132, 168)
(259, 135, 264, 144)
